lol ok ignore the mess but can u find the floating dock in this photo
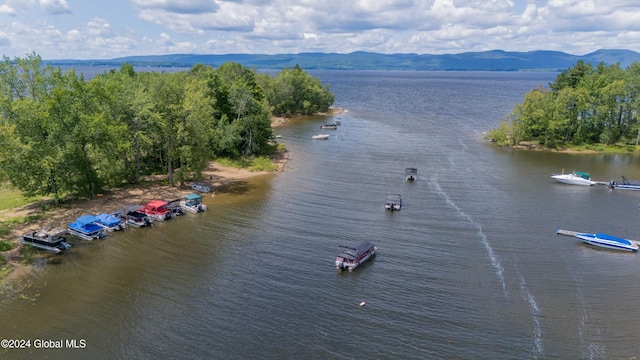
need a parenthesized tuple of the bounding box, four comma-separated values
(556, 228, 640, 246)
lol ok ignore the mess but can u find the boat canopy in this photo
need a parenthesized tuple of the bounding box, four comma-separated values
(185, 194, 202, 201)
(338, 241, 375, 260)
(95, 213, 121, 227)
(75, 215, 100, 226)
(122, 204, 143, 213)
(405, 168, 418, 175)
(145, 200, 168, 208)
(575, 171, 590, 180)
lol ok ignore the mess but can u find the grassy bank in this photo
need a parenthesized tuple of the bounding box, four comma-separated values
(490, 139, 640, 154)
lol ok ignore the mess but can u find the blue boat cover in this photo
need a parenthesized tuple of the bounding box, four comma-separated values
(594, 233, 631, 245)
(76, 215, 100, 226)
(95, 213, 121, 227)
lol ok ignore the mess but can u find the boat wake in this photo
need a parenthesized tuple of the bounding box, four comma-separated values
(569, 265, 606, 359)
(515, 265, 544, 358)
(430, 177, 507, 297)
(432, 175, 546, 356)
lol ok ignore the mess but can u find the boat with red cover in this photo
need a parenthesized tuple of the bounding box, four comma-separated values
(140, 200, 173, 221)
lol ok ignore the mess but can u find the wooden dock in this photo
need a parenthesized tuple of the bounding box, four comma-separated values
(556, 228, 640, 246)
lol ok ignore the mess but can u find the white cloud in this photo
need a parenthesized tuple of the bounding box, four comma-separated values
(39, 0, 71, 15)
(86, 17, 111, 36)
(0, 4, 16, 15)
(2, 0, 640, 59)
(132, 0, 218, 14)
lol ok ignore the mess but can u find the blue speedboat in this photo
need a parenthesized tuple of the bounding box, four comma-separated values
(68, 215, 107, 240)
(575, 233, 639, 252)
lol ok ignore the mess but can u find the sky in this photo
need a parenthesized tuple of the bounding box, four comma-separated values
(0, 0, 639, 60)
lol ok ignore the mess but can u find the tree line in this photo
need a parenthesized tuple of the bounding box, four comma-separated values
(487, 60, 640, 149)
(0, 53, 334, 202)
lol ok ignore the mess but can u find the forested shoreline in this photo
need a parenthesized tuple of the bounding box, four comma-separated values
(487, 60, 640, 151)
(0, 53, 334, 202)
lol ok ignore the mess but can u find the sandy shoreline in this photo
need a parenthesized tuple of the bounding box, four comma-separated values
(0, 160, 287, 281)
(0, 108, 342, 281)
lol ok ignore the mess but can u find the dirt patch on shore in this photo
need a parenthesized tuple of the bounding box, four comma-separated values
(271, 107, 344, 127)
(0, 159, 287, 281)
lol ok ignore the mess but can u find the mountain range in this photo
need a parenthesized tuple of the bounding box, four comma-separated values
(47, 49, 640, 71)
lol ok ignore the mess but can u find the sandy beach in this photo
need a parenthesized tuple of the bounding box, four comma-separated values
(0, 159, 287, 281)
(0, 108, 343, 281)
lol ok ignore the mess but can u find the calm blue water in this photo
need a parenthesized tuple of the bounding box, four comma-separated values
(3, 70, 640, 359)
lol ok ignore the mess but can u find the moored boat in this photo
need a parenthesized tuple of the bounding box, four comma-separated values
(608, 176, 640, 191)
(320, 123, 338, 130)
(191, 182, 211, 193)
(335, 241, 377, 272)
(68, 215, 107, 240)
(312, 134, 330, 140)
(94, 212, 126, 231)
(19, 227, 71, 253)
(385, 194, 402, 210)
(165, 199, 185, 217)
(180, 193, 207, 213)
(119, 204, 153, 227)
(140, 200, 173, 221)
(575, 233, 639, 252)
(550, 170, 595, 186)
(405, 168, 418, 181)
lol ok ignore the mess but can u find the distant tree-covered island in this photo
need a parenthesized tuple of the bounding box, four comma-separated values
(0, 53, 334, 203)
(486, 60, 640, 153)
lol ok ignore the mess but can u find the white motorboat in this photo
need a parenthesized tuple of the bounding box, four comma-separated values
(312, 134, 330, 140)
(575, 233, 639, 252)
(335, 241, 377, 272)
(550, 170, 595, 186)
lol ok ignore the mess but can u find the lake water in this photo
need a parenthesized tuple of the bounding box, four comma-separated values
(3, 70, 640, 359)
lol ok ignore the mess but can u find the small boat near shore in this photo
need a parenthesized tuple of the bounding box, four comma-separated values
(608, 176, 640, 191)
(119, 204, 153, 227)
(551, 170, 595, 186)
(68, 215, 107, 240)
(575, 233, 639, 252)
(335, 241, 377, 272)
(312, 134, 330, 140)
(19, 227, 71, 253)
(180, 194, 207, 213)
(385, 194, 402, 210)
(191, 182, 211, 193)
(94, 213, 126, 232)
(165, 199, 185, 217)
(140, 200, 173, 221)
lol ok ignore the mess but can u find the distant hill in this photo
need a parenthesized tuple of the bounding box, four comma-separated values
(46, 49, 640, 71)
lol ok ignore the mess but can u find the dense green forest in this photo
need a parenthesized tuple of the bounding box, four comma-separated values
(0, 53, 334, 202)
(487, 60, 640, 150)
